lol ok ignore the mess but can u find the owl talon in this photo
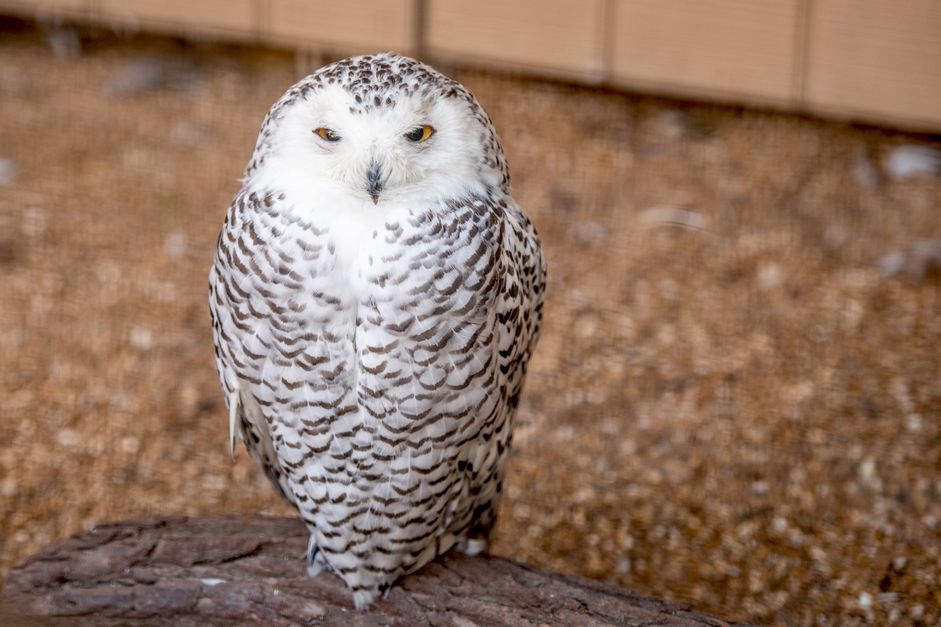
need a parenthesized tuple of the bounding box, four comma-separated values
(306, 534, 326, 576)
(458, 538, 488, 556)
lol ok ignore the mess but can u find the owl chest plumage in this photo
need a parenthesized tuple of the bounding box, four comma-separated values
(209, 186, 532, 595)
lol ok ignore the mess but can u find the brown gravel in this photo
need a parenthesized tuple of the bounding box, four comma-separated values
(1, 20, 939, 626)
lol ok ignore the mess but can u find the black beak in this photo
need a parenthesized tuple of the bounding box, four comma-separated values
(366, 163, 382, 205)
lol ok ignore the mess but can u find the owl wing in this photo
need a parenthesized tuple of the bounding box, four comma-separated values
(208, 191, 295, 505)
(497, 199, 547, 415)
(454, 197, 545, 542)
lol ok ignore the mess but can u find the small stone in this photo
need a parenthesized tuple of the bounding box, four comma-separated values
(21, 207, 47, 237)
(121, 436, 140, 454)
(110, 56, 163, 96)
(573, 487, 594, 503)
(45, 26, 81, 59)
(0, 157, 15, 186)
(572, 221, 607, 244)
(905, 414, 923, 433)
(884, 145, 941, 180)
(878, 251, 906, 276)
(659, 278, 679, 300)
(170, 121, 205, 149)
(56, 429, 80, 447)
(165, 232, 188, 259)
(857, 457, 877, 484)
(130, 327, 154, 351)
(107, 55, 199, 97)
(757, 263, 782, 290)
(647, 109, 689, 141)
(203, 475, 227, 491)
(879, 240, 941, 279)
(850, 146, 879, 188)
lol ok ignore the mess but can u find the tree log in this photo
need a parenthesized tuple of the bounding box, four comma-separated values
(1, 516, 732, 626)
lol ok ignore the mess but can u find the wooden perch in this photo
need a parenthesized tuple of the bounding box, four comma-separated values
(1, 516, 732, 626)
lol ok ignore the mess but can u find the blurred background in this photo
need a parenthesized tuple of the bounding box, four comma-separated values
(0, 1, 939, 624)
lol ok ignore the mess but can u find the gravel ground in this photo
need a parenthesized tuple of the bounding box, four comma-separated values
(1, 20, 939, 625)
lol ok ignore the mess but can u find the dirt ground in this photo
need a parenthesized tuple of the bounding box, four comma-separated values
(1, 19, 939, 625)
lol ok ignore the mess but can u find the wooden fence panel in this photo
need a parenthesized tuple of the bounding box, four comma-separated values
(804, 0, 941, 128)
(610, 0, 802, 104)
(95, 0, 258, 39)
(426, 0, 606, 79)
(268, 0, 416, 54)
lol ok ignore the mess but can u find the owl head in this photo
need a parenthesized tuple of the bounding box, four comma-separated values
(246, 53, 509, 208)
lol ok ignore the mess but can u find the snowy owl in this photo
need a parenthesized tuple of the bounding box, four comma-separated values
(208, 52, 545, 608)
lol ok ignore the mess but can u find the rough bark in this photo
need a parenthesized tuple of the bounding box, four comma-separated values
(1, 516, 732, 626)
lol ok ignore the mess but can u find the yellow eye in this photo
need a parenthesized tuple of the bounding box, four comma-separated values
(404, 125, 435, 143)
(314, 127, 341, 142)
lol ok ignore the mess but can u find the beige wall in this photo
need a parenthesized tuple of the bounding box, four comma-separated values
(803, 0, 941, 129)
(3, 0, 940, 130)
(426, 0, 606, 80)
(609, 1, 802, 105)
(267, 0, 415, 54)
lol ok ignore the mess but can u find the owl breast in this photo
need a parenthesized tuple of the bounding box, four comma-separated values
(209, 186, 517, 601)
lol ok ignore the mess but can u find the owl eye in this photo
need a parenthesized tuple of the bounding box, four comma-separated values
(404, 125, 435, 143)
(314, 127, 341, 142)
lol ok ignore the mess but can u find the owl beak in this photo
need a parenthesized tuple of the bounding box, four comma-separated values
(366, 163, 382, 204)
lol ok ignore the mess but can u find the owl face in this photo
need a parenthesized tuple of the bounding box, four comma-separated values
(263, 80, 502, 209)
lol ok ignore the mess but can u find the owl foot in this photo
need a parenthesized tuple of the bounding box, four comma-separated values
(352, 587, 382, 611)
(457, 537, 488, 556)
